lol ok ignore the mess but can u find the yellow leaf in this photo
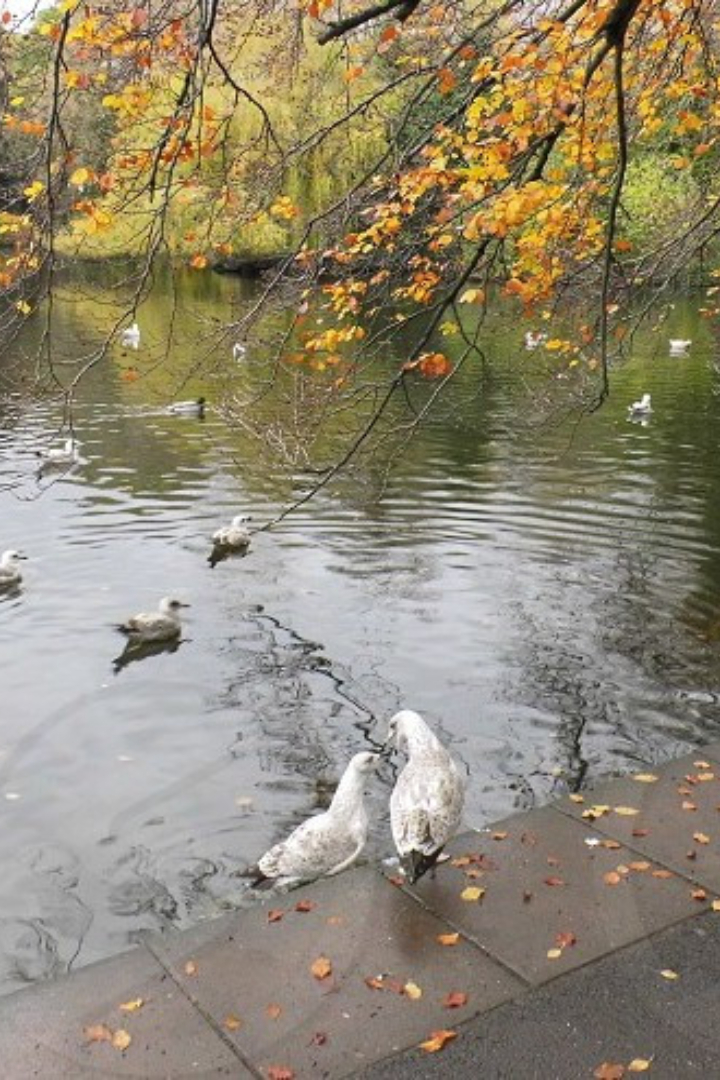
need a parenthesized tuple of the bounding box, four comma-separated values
(660, 969, 678, 980)
(460, 886, 485, 902)
(10, 96, 24, 106)
(70, 167, 91, 186)
(633, 773, 658, 783)
(693, 832, 710, 845)
(224, 1014, 242, 1031)
(568, 794, 584, 804)
(437, 933, 460, 946)
(184, 960, 198, 976)
(459, 288, 485, 304)
(419, 1029, 457, 1053)
(712, 899, 720, 912)
(311, 955, 332, 980)
(404, 981, 423, 1000)
(119, 998, 144, 1013)
(23, 180, 44, 201)
(628, 1060, 652, 1073)
(546, 948, 563, 960)
(614, 806, 639, 816)
(15, 300, 31, 315)
(112, 1029, 131, 1051)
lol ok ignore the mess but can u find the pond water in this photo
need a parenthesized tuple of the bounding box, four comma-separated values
(1, 269, 719, 996)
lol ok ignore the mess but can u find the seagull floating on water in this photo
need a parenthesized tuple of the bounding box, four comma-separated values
(524, 331, 548, 350)
(209, 514, 252, 566)
(36, 438, 79, 467)
(250, 751, 380, 887)
(628, 392, 652, 417)
(232, 342, 247, 361)
(387, 709, 465, 884)
(0, 550, 27, 588)
(117, 596, 189, 642)
(121, 322, 141, 350)
(167, 397, 206, 417)
(669, 338, 691, 355)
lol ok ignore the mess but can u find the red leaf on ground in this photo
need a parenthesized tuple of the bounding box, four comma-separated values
(267, 909, 284, 923)
(443, 991, 468, 1008)
(295, 900, 316, 913)
(555, 931, 577, 948)
(266, 1003, 282, 1020)
(267, 1067, 295, 1080)
(593, 1064, 625, 1079)
(84, 1023, 113, 1044)
(544, 876, 565, 887)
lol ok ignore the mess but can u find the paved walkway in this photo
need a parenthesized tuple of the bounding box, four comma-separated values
(3, 745, 720, 1078)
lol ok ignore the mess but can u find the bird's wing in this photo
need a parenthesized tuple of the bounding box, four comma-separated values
(258, 812, 358, 880)
(391, 754, 464, 856)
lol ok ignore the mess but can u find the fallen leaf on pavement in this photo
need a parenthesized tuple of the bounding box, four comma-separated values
(119, 998, 144, 1013)
(544, 876, 565, 887)
(84, 1024, 113, 1044)
(693, 832, 710, 845)
(112, 1029, 131, 1051)
(712, 899, 720, 912)
(633, 774, 658, 784)
(593, 1063, 625, 1079)
(419, 1029, 457, 1053)
(682, 801, 697, 811)
(365, 976, 385, 991)
(694, 760, 711, 769)
(627, 1060, 652, 1073)
(437, 932, 460, 946)
(267, 910, 284, 923)
(404, 981, 423, 1000)
(311, 956, 332, 980)
(295, 900, 316, 913)
(556, 931, 577, 948)
(460, 886, 485, 902)
(604, 871, 622, 886)
(547, 948, 563, 960)
(266, 1003, 282, 1019)
(184, 960, 198, 976)
(224, 1014, 242, 1031)
(569, 793, 584, 803)
(267, 1067, 295, 1080)
(691, 888, 707, 901)
(491, 831, 508, 841)
(632, 829, 649, 837)
(652, 869, 673, 879)
(697, 771, 715, 781)
(629, 862, 650, 872)
(443, 991, 468, 1008)
(326, 915, 345, 926)
(602, 839, 622, 850)
(660, 969, 679, 980)
(309, 1031, 327, 1046)
(614, 806, 639, 816)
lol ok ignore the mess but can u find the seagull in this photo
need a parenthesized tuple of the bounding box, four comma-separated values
(121, 322, 141, 350)
(36, 438, 79, 468)
(628, 392, 652, 417)
(524, 331, 548, 350)
(209, 514, 252, 566)
(0, 550, 27, 588)
(669, 338, 691, 355)
(232, 342, 247, 361)
(386, 709, 465, 885)
(250, 751, 380, 887)
(167, 397, 206, 417)
(116, 596, 189, 642)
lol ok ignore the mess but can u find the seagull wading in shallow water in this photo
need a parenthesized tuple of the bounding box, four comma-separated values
(212, 514, 251, 551)
(117, 597, 189, 642)
(36, 438, 79, 466)
(387, 709, 465, 884)
(251, 751, 380, 887)
(0, 550, 27, 587)
(628, 392, 652, 417)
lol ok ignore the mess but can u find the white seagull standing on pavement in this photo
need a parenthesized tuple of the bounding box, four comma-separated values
(387, 709, 465, 884)
(116, 596, 189, 642)
(250, 751, 380, 887)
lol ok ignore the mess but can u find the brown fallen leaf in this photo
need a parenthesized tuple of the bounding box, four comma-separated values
(633, 773, 658, 784)
(365, 976, 385, 991)
(691, 888, 707, 901)
(652, 869, 674, 879)
(682, 801, 697, 811)
(267, 909, 284, 924)
(443, 991, 468, 1008)
(614, 806, 639, 816)
(437, 932, 460, 946)
(266, 1003, 283, 1020)
(544, 876, 565, 887)
(295, 900, 316, 913)
(84, 1023, 113, 1044)
(604, 871, 622, 886)
(660, 969, 679, 980)
(555, 931, 577, 948)
(546, 856, 560, 866)
(111, 1029, 131, 1051)
(627, 1060, 652, 1073)
(632, 828, 649, 837)
(693, 832, 710, 845)
(460, 886, 485, 902)
(184, 960, 198, 977)
(629, 861, 650, 872)
(593, 1063, 625, 1080)
(523, 890, 534, 903)
(602, 839, 622, 850)
(491, 831, 508, 841)
(224, 1014, 242, 1031)
(309, 1031, 327, 1046)
(267, 1067, 295, 1080)
(310, 956, 332, 981)
(697, 771, 715, 781)
(687, 850, 697, 860)
(419, 1029, 457, 1053)
(388, 875, 405, 887)
(404, 981, 423, 1000)
(119, 998, 144, 1013)
(694, 760, 711, 769)
(568, 793, 584, 803)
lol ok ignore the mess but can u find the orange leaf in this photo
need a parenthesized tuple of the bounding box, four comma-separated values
(295, 900, 316, 912)
(224, 1014, 242, 1031)
(437, 932, 460, 946)
(266, 1003, 283, 1020)
(267, 1068, 295, 1080)
(693, 833, 710, 845)
(419, 1029, 457, 1053)
(268, 910, 284, 923)
(691, 888, 707, 901)
(190, 254, 208, 270)
(184, 960, 198, 976)
(604, 871, 622, 886)
(311, 956, 332, 980)
(84, 1023, 113, 1043)
(443, 991, 468, 1008)
(544, 877, 565, 887)
(593, 1064, 625, 1080)
(555, 931, 577, 948)
(112, 1029, 131, 1051)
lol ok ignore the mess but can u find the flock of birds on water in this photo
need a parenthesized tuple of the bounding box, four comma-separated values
(524, 330, 693, 422)
(2, 318, 466, 890)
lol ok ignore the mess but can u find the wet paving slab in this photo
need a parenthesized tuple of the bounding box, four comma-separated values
(0, 941, 249, 1078)
(396, 805, 707, 985)
(145, 866, 522, 1079)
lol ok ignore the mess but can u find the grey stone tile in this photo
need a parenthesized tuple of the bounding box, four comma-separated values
(399, 806, 704, 985)
(0, 943, 247, 1078)
(146, 866, 522, 1079)
(359, 911, 720, 1079)
(556, 751, 720, 892)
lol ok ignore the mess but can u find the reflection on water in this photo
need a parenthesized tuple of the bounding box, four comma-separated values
(1, 275, 720, 997)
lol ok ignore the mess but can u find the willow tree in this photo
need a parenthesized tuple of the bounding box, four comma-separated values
(1, 0, 718, 491)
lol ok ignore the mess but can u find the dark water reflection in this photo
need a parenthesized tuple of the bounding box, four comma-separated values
(0, 274, 719, 995)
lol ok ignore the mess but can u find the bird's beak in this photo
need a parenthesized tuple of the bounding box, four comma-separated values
(16, 554, 28, 560)
(179, 601, 191, 608)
